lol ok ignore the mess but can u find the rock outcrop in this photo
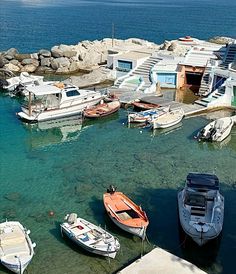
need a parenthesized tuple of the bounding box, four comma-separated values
(0, 38, 160, 75)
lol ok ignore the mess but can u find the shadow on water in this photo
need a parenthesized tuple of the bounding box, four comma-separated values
(132, 185, 236, 274)
(88, 196, 135, 241)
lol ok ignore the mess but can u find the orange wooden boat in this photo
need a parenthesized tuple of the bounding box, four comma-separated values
(103, 186, 149, 239)
(132, 101, 160, 110)
(83, 100, 120, 118)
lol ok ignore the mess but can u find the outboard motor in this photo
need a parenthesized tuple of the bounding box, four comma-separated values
(197, 128, 205, 141)
(107, 185, 117, 194)
(13, 83, 24, 96)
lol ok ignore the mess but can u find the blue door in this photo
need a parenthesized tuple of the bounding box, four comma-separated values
(157, 73, 176, 88)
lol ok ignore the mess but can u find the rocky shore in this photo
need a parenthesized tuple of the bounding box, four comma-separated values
(0, 38, 159, 75)
(0, 36, 232, 88)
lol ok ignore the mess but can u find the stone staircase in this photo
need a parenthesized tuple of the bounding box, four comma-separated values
(195, 86, 226, 107)
(198, 66, 212, 96)
(219, 44, 236, 69)
(114, 56, 161, 92)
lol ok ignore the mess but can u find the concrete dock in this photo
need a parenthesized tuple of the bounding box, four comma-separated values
(107, 87, 207, 116)
(118, 248, 207, 274)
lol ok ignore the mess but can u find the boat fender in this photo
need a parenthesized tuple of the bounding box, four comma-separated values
(77, 225, 84, 230)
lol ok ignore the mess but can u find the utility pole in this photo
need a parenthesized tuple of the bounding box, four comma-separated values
(112, 22, 115, 47)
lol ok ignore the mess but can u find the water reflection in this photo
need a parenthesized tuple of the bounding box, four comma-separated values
(152, 122, 183, 137)
(23, 116, 84, 149)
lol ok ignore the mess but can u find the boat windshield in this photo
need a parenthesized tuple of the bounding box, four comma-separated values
(184, 192, 205, 207)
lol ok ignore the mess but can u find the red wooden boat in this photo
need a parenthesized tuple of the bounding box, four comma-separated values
(132, 101, 160, 110)
(83, 100, 120, 118)
(103, 186, 149, 239)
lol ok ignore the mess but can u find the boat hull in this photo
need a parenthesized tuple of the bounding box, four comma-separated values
(197, 117, 234, 142)
(177, 190, 224, 246)
(152, 108, 184, 129)
(108, 214, 146, 239)
(61, 227, 118, 258)
(0, 221, 35, 274)
(83, 101, 120, 119)
(18, 97, 102, 122)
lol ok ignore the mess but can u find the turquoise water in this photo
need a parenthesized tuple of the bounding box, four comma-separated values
(0, 93, 236, 273)
(1, 0, 236, 52)
(1, 1, 236, 273)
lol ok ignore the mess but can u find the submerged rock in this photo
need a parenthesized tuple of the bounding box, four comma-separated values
(3, 208, 16, 219)
(4, 192, 21, 201)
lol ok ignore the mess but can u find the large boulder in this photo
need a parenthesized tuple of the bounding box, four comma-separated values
(21, 64, 37, 73)
(51, 46, 64, 58)
(0, 56, 9, 68)
(160, 40, 171, 50)
(58, 44, 72, 52)
(63, 50, 77, 58)
(4, 48, 19, 59)
(9, 59, 22, 67)
(4, 55, 14, 61)
(31, 53, 39, 59)
(40, 57, 51, 67)
(21, 58, 39, 67)
(38, 49, 51, 58)
(51, 57, 70, 70)
(168, 42, 178, 51)
(15, 53, 31, 62)
(4, 63, 20, 72)
(69, 61, 80, 73)
(36, 66, 54, 74)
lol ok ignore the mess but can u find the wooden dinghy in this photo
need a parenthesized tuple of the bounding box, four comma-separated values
(61, 213, 120, 259)
(103, 186, 149, 239)
(128, 106, 169, 123)
(83, 100, 120, 119)
(132, 101, 160, 110)
(0, 221, 36, 274)
(151, 108, 184, 129)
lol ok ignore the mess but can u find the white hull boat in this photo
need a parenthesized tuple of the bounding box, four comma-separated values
(196, 117, 234, 142)
(150, 108, 184, 129)
(177, 173, 224, 246)
(61, 213, 120, 259)
(128, 106, 170, 123)
(0, 221, 36, 274)
(0, 72, 44, 94)
(17, 83, 103, 122)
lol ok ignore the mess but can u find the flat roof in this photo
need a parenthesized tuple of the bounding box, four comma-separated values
(26, 84, 61, 95)
(116, 51, 151, 61)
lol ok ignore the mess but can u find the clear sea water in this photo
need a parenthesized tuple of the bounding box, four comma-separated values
(0, 0, 236, 52)
(1, 1, 236, 274)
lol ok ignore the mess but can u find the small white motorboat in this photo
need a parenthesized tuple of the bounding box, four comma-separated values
(150, 107, 184, 129)
(61, 213, 120, 259)
(196, 116, 234, 142)
(177, 173, 224, 246)
(128, 106, 169, 123)
(1, 72, 45, 93)
(0, 221, 36, 274)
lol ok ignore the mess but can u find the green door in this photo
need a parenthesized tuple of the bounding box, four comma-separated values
(232, 86, 236, 106)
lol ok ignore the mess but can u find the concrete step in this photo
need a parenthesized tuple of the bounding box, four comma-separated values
(195, 100, 208, 107)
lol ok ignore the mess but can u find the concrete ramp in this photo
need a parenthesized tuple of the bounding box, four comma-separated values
(118, 248, 207, 274)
